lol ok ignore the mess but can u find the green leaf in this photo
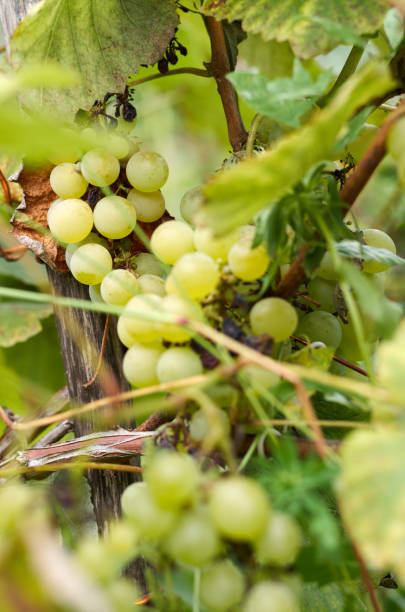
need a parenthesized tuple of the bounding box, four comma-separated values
(11, 0, 178, 116)
(198, 62, 394, 234)
(238, 35, 294, 80)
(335, 239, 405, 267)
(228, 60, 332, 127)
(202, 0, 388, 58)
(337, 426, 405, 585)
(0, 302, 52, 347)
(376, 319, 405, 403)
(334, 106, 373, 153)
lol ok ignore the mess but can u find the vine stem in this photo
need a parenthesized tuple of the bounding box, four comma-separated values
(350, 536, 382, 612)
(246, 114, 264, 158)
(127, 66, 210, 87)
(0, 168, 11, 207)
(319, 46, 364, 107)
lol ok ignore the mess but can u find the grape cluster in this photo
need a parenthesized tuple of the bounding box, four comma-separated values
(121, 450, 302, 611)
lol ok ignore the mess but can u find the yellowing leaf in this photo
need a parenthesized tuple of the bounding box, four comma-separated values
(376, 318, 405, 402)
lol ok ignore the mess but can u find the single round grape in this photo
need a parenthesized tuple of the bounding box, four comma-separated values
(180, 186, 204, 224)
(240, 364, 280, 390)
(200, 560, 245, 611)
(166, 510, 220, 567)
(117, 316, 139, 348)
(127, 188, 165, 222)
(297, 310, 342, 348)
(209, 476, 270, 542)
(157, 347, 203, 383)
(249, 298, 298, 342)
(100, 269, 141, 305)
(65, 232, 108, 268)
(120, 294, 162, 343)
(362, 228, 396, 274)
(107, 133, 131, 159)
(190, 408, 230, 441)
(121, 482, 176, 539)
(159, 294, 202, 343)
(387, 116, 405, 162)
(242, 581, 299, 612)
(89, 284, 104, 303)
(47, 198, 93, 244)
(123, 342, 164, 387)
(138, 274, 165, 296)
(166, 252, 219, 299)
(317, 251, 339, 281)
(50, 163, 88, 199)
(93, 195, 137, 239)
(307, 277, 336, 312)
(70, 243, 112, 285)
(256, 512, 302, 566)
(193, 227, 238, 261)
(132, 252, 164, 277)
(145, 450, 199, 510)
(228, 238, 270, 281)
(81, 149, 120, 187)
(150, 220, 195, 265)
(126, 151, 168, 192)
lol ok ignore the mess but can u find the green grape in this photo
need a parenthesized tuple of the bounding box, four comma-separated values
(127, 188, 166, 222)
(157, 347, 203, 383)
(138, 274, 165, 296)
(346, 123, 377, 161)
(80, 149, 120, 187)
(362, 228, 396, 274)
(100, 269, 141, 305)
(126, 151, 169, 192)
(150, 220, 195, 264)
(316, 251, 339, 281)
(122, 341, 164, 387)
(255, 512, 302, 566)
(132, 252, 164, 277)
(240, 364, 280, 390)
(47, 198, 93, 244)
(93, 195, 137, 239)
(165, 252, 219, 299)
(242, 581, 299, 612)
(159, 294, 202, 343)
(208, 476, 270, 542)
(120, 294, 162, 343)
(145, 450, 199, 510)
(50, 163, 88, 199)
(228, 237, 270, 281)
(165, 509, 220, 567)
(307, 277, 336, 312)
(180, 186, 204, 224)
(70, 243, 113, 285)
(206, 383, 236, 408)
(387, 116, 405, 162)
(200, 560, 245, 611)
(193, 227, 238, 261)
(190, 408, 230, 441)
(65, 232, 107, 269)
(89, 284, 104, 303)
(117, 316, 139, 348)
(297, 310, 342, 348)
(107, 133, 131, 159)
(249, 298, 298, 342)
(121, 482, 177, 539)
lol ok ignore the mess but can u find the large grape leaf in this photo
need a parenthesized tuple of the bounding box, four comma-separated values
(202, 0, 389, 58)
(337, 426, 405, 585)
(10, 0, 178, 116)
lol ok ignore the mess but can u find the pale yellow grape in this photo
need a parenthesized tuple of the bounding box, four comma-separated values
(127, 188, 165, 222)
(193, 226, 238, 261)
(100, 269, 141, 305)
(138, 274, 165, 296)
(121, 482, 177, 540)
(150, 220, 194, 265)
(157, 347, 203, 383)
(249, 298, 298, 342)
(159, 294, 202, 343)
(93, 195, 137, 239)
(65, 232, 108, 269)
(228, 238, 270, 281)
(180, 186, 204, 224)
(165, 252, 219, 299)
(89, 284, 104, 303)
(243, 581, 299, 612)
(126, 151, 168, 192)
(200, 561, 245, 611)
(165, 510, 220, 567)
(81, 149, 120, 187)
(145, 450, 199, 510)
(362, 228, 396, 274)
(50, 163, 88, 199)
(107, 134, 131, 159)
(70, 243, 112, 285)
(317, 251, 339, 281)
(190, 408, 230, 441)
(132, 252, 164, 277)
(120, 293, 162, 342)
(255, 512, 302, 566)
(47, 198, 93, 244)
(240, 364, 280, 390)
(122, 342, 164, 387)
(117, 317, 139, 348)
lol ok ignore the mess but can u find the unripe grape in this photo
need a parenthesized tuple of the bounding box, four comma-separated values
(209, 476, 270, 542)
(126, 151, 168, 192)
(256, 512, 302, 566)
(121, 482, 177, 539)
(165, 509, 220, 566)
(137, 274, 165, 296)
(81, 149, 120, 187)
(242, 581, 299, 612)
(65, 232, 108, 269)
(117, 316, 139, 348)
(180, 186, 204, 224)
(127, 188, 165, 222)
(362, 228, 396, 274)
(150, 220, 195, 265)
(70, 243, 113, 285)
(307, 277, 336, 312)
(249, 298, 298, 342)
(200, 560, 245, 611)
(228, 237, 270, 281)
(317, 251, 339, 281)
(240, 364, 280, 390)
(107, 133, 131, 159)
(297, 310, 342, 348)
(123, 342, 164, 387)
(93, 195, 137, 239)
(157, 347, 203, 383)
(100, 269, 141, 305)
(132, 252, 164, 277)
(190, 408, 230, 441)
(159, 294, 202, 343)
(193, 226, 238, 261)
(50, 163, 88, 199)
(120, 294, 162, 343)
(166, 252, 219, 299)
(145, 450, 200, 510)
(47, 198, 93, 244)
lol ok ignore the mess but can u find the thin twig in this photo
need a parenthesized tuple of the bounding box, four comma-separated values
(83, 314, 110, 388)
(0, 461, 143, 477)
(128, 67, 210, 87)
(253, 419, 369, 428)
(319, 46, 364, 107)
(0, 168, 11, 207)
(246, 114, 264, 158)
(0, 244, 28, 261)
(292, 335, 368, 376)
